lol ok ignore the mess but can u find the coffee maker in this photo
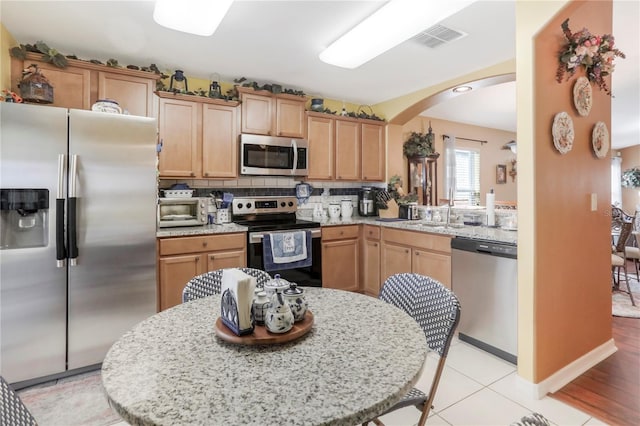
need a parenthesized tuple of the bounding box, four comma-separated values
(358, 187, 378, 217)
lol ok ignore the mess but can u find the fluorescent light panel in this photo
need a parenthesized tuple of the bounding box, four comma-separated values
(153, 0, 233, 36)
(320, 0, 475, 69)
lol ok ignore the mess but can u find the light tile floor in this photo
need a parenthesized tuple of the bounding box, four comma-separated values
(377, 338, 606, 426)
(27, 338, 604, 426)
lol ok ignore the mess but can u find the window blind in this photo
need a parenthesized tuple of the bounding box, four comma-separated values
(455, 149, 480, 203)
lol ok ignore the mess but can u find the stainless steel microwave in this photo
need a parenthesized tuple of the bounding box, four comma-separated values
(240, 134, 308, 176)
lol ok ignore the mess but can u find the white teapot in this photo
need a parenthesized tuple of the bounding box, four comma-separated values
(264, 290, 294, 333)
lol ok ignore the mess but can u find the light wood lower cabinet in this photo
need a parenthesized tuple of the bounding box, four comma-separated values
(380, 227, 452, 288)
(362, 225, 381, 296)
(322, 225, 360, 292)
(157, 233, 247, 311)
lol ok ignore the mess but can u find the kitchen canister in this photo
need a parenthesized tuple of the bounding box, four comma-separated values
(328, 203, 341, 219)
(340, 199, 353, 218)
(282, 283, 307, 322)
(252, 290, 270, 325)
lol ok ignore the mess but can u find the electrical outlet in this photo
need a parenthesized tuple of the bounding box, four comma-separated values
(591, 193, 597, 211)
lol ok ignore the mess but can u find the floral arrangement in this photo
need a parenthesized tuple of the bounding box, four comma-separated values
(621, 167, 640, 188)
(403, 122, 436, 158)
(556, 19, 625, 95)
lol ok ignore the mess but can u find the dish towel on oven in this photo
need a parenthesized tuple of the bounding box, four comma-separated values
(263, 230, 312, 272)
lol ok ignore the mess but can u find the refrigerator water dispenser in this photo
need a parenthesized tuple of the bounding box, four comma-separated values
(0, 188, 49, 249)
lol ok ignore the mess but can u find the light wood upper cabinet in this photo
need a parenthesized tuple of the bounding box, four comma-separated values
(11, 52, 159, 116)
(238, 87, 305, 138)
(361, 122, 385, 181)
(335, 118, 361, 181)
(98, 72, 154, 117)
(157, 92, 240, 179)
(158, 97, 199, 178)
(202, 103, 238, 178)
(11, 58, 90, 110)
(306, 113, 334, 180)
(305, 112, 385, 182)
(240, 91, 273, 135)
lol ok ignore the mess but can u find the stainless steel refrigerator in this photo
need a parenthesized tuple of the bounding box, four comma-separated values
(0, 102, 157, 387)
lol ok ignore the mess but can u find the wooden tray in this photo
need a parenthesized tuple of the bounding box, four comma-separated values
(214, 310, 314, 345)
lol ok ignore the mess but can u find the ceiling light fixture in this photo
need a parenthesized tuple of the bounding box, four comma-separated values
(319, 0, 475, 69)
(153, 0, 233, 36)
(452, 85, 472, 93)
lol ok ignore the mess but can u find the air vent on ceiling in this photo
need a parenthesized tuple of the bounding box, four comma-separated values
(412, 24, 466, 48)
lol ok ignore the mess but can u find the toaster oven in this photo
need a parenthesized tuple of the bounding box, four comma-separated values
(157, 197, 207, 228)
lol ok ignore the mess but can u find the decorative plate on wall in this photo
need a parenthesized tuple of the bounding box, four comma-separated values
(552, 112, 575, 155)
(573, 76, 592, 117)
(592, 121, 609, 159)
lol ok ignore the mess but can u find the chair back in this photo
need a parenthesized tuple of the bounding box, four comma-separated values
(182, 267, 272, 303)
(612, 207, 636, 253)
(1, 375, 37, 426)
(379, 273, 461, 357)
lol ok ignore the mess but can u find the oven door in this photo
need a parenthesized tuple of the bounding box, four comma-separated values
(248, 228, 322, 287)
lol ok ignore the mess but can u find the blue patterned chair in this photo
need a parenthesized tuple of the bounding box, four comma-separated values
(364, 273, 461, 426)
(1, 375, 37, 426)
(182, 267, 272, 303)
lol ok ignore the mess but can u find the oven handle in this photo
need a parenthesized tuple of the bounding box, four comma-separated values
(291, 139, 298, 176)
(249, 228, 322, 244)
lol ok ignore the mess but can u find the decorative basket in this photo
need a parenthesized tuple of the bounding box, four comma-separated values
(19, 64, 53, 104)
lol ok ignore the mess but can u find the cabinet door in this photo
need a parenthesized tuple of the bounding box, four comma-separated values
(335, 119, 360, 180)
(380, 242, 412, 283)
(98, 72, 154, 117)
(413, 249, 452, 289)
(158, 254, 205, 311)
(322, 239, 360, 292)
(306, 114, 334, 180)
(206, 248, 247, 271)
(276, 97, 305, 138)
(362, 239, 381, 297)
(16, 60, 90, 109)
(241, 92, 273, 135)
(158, 98, 199, 177)
(361, 123, 385, 182)
(202, 103, 238, 178)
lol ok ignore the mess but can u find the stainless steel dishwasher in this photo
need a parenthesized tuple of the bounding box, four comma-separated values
(451, 237, 518, 364)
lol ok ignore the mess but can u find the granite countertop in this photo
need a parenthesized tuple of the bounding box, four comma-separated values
(157, 216, 517, 245)
(102, 288, 427, 426)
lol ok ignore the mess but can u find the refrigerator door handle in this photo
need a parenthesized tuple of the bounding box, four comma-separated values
(68, 154, 79, 265)
(56, 154, 67, 267)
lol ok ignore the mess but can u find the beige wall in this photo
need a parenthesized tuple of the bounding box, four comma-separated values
(399, 116, 517, 204)
(620, 145, 640, 213)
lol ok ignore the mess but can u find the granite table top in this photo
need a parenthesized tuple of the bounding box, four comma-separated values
(101, 288, 427, 426)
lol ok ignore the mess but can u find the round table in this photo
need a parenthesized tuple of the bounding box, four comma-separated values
(102, 288, 427, 425)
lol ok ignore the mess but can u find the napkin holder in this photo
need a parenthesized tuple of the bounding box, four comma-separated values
(378, 199, 399, 219)
(220, 269, 257, 336)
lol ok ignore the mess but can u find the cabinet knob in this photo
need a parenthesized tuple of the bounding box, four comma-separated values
(195, 257, 200, 263)
(190, 172, 195, 177)
(204, 172, 209, 177)
(202, 241, 208, 247)
(374, 243, 378, 247)
(405, 249, 409, 254)
(415, 252, 420, 256)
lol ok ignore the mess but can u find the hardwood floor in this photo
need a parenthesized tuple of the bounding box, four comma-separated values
(550, 316, 640, 426)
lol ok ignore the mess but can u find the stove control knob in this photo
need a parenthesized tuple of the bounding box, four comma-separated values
(237, 203, 243, 210)
(246, 203, 252, 209)
(280, 202, 286, 207)
(288, 201, 294, 207)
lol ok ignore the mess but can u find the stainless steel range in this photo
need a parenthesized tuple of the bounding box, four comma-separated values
(232, 196, 322, 287)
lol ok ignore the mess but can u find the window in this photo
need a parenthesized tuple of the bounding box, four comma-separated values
(455, 149, 480, 203)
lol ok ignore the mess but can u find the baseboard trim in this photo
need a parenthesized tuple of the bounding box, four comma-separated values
(514, 339, 618, 399)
